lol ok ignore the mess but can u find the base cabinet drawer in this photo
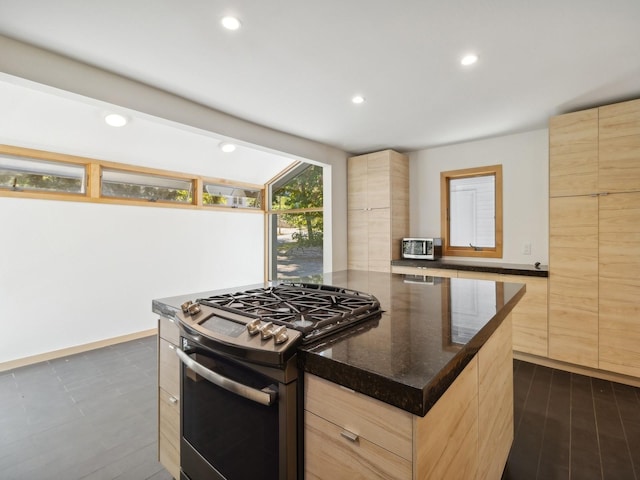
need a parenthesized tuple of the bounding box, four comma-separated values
(305, 374, 412, 460)
(159, 315, 180, 345)
(159, 387, 180, 480)
(159, 338, 180, 399)
(305, 411, 411, 480)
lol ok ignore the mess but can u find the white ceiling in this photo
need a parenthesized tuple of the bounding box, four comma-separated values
(1, 0, 639, 156)
(0, 77, 295, 184)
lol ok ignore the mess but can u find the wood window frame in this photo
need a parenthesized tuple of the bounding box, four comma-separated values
(440, 164, 503, 258)
(0, 144, 265, 213)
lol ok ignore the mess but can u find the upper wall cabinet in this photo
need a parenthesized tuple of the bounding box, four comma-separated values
(347, 150, 409, 273)
(550, 99, 640, 198)
(599, 99, 640, 193)
(549, 108, 598, 197)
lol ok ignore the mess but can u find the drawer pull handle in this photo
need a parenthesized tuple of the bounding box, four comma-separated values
(340, 430, 359, 443)
(169, 396, 178, 405)
(168, 344, 175, 350)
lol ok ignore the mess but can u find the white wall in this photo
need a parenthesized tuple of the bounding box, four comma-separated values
(0, 35, 349, 364)
(0, 197, 265, 364)
(409, 129, 549, 265)
(0, 34, 349, 273)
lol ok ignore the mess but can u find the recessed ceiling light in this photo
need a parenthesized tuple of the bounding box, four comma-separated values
(461, 54, 478, 66)
(221, 16, 241, 30)
(219, 142, 236, 153)
(104, 113, 128, 127)
(352, 95, 365, 105)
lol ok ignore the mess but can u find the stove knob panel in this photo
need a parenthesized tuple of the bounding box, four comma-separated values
(273, 326, 289, 345)
(259, 322, 274, 340)
(247, 319, 262, 336)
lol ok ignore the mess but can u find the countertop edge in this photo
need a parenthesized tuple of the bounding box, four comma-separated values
(391, 259, 548, 277)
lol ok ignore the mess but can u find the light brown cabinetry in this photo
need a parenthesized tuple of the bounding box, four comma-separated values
(305, 316, 513, 480)
(305, 374, 412, 479)
(158, 316, 180, 480)
(348, 150, 409, 272)
(598, 192, 640, 377)
(548, 196, 599, 367)
(549, 98, 640, 377)
(549, 108, 598, 197)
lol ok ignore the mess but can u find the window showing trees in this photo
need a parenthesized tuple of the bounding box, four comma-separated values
(203, 183, 262, 208)
(0, 154, 85, 194)
(101, 169, 194, 203)
(269, 163, 324, 280)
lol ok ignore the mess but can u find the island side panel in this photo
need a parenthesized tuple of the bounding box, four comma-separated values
(413, 357, 479, 480)
(478, 314, 514, 480)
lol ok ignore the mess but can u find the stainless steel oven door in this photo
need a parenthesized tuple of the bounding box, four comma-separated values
(177, 341, 296, 480)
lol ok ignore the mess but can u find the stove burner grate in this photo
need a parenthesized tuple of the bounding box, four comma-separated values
(196, 282, 382, 342)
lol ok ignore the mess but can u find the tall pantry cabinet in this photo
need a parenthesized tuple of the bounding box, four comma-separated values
(347, 150, 409, 272)
(549, 98, 640, 377)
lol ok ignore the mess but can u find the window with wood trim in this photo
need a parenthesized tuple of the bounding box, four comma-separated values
(0, 153, 86, 195)
(101, 168, 194, 204)
(440, 165, 503, 258)
(0, 144, 265, 213)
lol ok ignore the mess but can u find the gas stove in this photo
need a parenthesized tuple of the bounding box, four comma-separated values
(177, 282, 382, 366)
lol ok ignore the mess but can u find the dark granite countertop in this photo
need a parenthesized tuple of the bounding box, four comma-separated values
(153, 270, 525, 418)
(391, 258, 548, 277)
(298, 270, 525, 416)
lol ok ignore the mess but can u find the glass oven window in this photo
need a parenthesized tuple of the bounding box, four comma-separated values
(182, 349, 280, 480)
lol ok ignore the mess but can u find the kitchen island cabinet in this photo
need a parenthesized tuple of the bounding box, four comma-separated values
(157, 316, 180, 480)
(300, 270, 524, 479)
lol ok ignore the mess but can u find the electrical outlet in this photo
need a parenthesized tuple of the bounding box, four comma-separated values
(522, 242, 531, 255)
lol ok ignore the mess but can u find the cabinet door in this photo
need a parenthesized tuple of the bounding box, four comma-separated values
(599, 99, 640, 194)
(159, 388, 180, 480)
(347, 209, 368, 270)
(549, 196, 599, 368)
(367, 151, 391, 209)
(347, 154, 368, 210)
(368, 208, 392, 272)
(549, 109, 598, 197)
(502, 275, 548, 358)
(599, 192, 640, 377)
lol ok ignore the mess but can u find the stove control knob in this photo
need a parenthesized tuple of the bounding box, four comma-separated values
(187, 303, 201, 315)
(247, 319, 262, 336)
(273, 326, 289, 345)
(180, 301, 193, 313)
(259, 322, 274, 340)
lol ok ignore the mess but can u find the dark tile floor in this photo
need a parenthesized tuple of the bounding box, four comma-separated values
(0, 336, 172, 480)
(3, 340, 640, 480)
(503, 359, 640, 480)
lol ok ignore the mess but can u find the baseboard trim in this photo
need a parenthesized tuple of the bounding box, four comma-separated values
(0, 329, 157, 372)
(514, 351, 640, 388)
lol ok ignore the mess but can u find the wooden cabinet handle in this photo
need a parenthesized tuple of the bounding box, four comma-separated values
(168, 344, 175, 350)
(340, 430, 359, 443)
(169, 396, 178, 405)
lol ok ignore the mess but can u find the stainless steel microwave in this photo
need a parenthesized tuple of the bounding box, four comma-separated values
(402, 238, 442, 260)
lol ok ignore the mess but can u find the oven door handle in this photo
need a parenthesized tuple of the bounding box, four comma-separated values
(175, 347, 278, 406)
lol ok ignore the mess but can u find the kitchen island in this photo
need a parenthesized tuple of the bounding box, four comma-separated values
(153, 270, 525, 480)
(299, 270, 524, 479)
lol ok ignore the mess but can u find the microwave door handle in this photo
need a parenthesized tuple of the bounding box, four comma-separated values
(175, 348, 277, 406)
